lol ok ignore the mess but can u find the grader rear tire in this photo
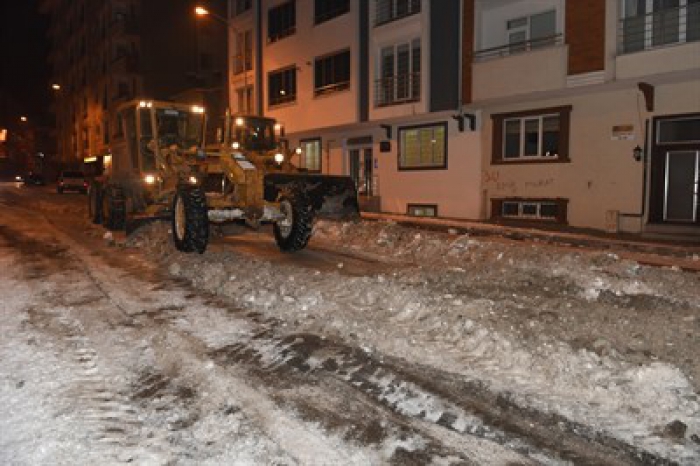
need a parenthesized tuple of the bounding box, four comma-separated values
(172, 186, 209, 254)
(88, 182, 102, 224)
(101, 187, 126, 231)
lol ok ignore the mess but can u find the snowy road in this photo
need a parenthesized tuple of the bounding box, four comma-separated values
(1, 183, 698, 465)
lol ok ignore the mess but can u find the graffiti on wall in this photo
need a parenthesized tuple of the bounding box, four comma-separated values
(482, 169, 555, 194)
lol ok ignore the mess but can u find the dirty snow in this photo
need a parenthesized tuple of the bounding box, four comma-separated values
(125, 218, 700, 464)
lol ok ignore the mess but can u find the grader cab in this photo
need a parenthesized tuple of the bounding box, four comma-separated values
(88, 99, 206, 230)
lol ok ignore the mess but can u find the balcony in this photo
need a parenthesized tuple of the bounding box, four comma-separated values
(619, 3, 699, 54)
(374, 0, 421, 27)
(374, 73, 420, 107)
(474, 33, 563, 62)
(472, 40, 568, 102)
(616, 3, 700, 80)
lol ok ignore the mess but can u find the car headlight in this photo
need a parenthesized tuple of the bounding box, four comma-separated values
(274, 153, 285, 164)
(144, 174, 156, 185)
(188, 175, 198, 185)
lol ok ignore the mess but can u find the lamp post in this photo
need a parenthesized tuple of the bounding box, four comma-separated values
(194, 4, 249, 113)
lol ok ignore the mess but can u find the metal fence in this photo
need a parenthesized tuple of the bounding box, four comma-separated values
(374, 0, 421, 26)
(619, 3, 700, 54)
(473, 34, 563, 62)
(374, 73, 420, 107)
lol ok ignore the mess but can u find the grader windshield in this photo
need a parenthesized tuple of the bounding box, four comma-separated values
(231, 116, 277, 152)
(155, 108, 204, 150)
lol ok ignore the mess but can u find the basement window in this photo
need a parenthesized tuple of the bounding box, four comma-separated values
(407, 204, 438, 217)
(493, 198, 568, 223)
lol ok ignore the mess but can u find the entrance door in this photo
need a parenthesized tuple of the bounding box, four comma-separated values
(650, 114, 700, 225)
(349, 147, 374, 196)
(664, 150, 699, 222)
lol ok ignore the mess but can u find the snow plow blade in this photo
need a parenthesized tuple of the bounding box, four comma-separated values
(264, 173, 360, 219)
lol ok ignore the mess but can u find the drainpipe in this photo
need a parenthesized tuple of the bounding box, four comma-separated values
(618, 97, 651, 231)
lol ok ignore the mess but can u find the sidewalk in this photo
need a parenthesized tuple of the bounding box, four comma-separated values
(361, 212, 700, 272)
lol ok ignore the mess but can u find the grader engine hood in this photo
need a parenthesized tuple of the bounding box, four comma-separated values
(264, 173, 360, 220)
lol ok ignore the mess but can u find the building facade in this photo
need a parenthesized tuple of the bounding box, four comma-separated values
(40, 0, 227, 166)
(137, 0, 698, 238)
(469, 0, 700, 237)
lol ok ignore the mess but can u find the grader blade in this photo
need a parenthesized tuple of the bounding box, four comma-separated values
(264, 173, 360, 220)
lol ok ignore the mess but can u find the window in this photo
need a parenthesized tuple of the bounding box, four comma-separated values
(621, 0, 700, 53)
(315, 0, 350, 24)
(299, 139, 322, 172)
(398, 123, 447, 170)
(375, 0, 421, 26)
(657, 116, 700, 144)
(492, 106, 571, 164)
(407, 204, 437, 217)
(314, 50, 351, 96)
(506, 10, 556, 54)
(492, 198, 568, 223)
(268, 1, 296, 43)
(236, 86, 253, 114)
(234, 0, 252, 15)
(235, 30, 253, 74)
(376, 39, 420, 106)
(268, 67, 297, 106)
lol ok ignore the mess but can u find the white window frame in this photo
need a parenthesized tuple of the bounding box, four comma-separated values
(505, 9, 557, 53)
(502, 113, 561, 160)
(502, 200, 559, 220)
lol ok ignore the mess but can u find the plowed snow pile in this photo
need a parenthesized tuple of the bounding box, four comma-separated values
(128, 219, 700, 464)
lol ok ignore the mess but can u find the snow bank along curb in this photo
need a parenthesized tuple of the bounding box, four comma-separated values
(125, 220, 700, 464)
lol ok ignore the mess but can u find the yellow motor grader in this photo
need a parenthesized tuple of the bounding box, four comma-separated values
(173, 113, 359, 253)
(91, 101, 359, 254)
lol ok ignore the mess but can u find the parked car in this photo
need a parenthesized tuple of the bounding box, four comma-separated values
(57, 170, 88, 194)
(22, 172, 46, 186)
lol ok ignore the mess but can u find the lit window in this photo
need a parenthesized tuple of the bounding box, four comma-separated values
(268, 67, 296, 107)
(299, 139, 321, 172)
(399, 123, 447, 170)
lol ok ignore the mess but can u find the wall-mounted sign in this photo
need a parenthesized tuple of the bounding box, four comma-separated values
(612, 125, 635, 140)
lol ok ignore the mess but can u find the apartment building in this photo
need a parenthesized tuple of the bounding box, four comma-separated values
(227, 0, 482, 217)
(467, 0, 700, 236)
(229, 0, 698, 236)
(40, 0, 227, 165)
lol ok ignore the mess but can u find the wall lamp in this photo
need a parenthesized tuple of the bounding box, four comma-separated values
(380, 124, 392, 139)
(633, 145, 644, 162)
(452, 113, 476, 132)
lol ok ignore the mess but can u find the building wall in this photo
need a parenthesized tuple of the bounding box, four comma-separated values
(480, 79, 698, 231)
(261, 0, 360, 132)
(379, 115, 482, 218)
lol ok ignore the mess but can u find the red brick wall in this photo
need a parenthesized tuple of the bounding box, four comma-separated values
(462, 0, 474, 104)
(566, 0, 606, 75)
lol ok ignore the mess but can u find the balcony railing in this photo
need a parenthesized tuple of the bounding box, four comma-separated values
(619, 4, 700, 54)
(375, 0, 421, 27)
(374, 73, 420, 107)
(473, 34, 563, 62)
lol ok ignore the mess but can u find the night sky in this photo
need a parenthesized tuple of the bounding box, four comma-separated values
(0, 0, 51, 127)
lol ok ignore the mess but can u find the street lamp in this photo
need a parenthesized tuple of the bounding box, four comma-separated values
(194, 4, 250, 113)
(51, 83, 61, 91)
(20, 116, 28, 123)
